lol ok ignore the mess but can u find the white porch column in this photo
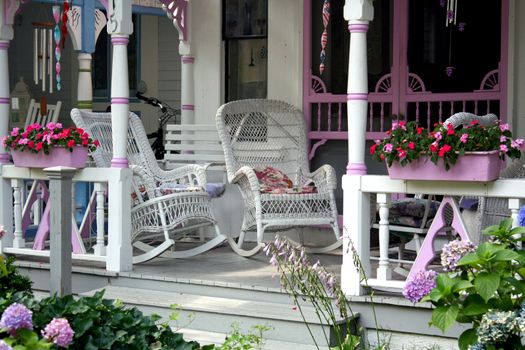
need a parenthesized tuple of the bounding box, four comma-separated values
(0, 39, 10, 165)
(181, 54, 195, 124)
(105, 0, 133, 272)
(77, 53, 94, 111)
(341, 0, 374, 296)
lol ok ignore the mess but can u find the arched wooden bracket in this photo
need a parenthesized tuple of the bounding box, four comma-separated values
(407, 196, 471, 279)
(159, 0, 188, 42)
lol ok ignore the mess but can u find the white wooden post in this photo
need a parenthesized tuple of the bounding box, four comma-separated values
(45, 166, 76, 297)
(181, 54, 195, 124)
(377, 193, 391, 280)
(105, 0, 133, 272)
(341, 0, 374, 296)
(11, 179, 24, 248)
(77, 53, 94, 111)
(93, 182, 106, 256)
(0, 165, 13, 254)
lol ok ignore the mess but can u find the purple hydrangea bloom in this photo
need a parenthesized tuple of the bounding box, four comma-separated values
(0, 340, 12, 350)
(42, 318, 74, 348)
(0, 303, 33, 335)
(441, 239, 476, 272)
(403, 270, 437, 303)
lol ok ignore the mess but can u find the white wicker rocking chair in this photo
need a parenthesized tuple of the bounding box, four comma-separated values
(71, 109, 225, 263)
(216, 99, 341, 256)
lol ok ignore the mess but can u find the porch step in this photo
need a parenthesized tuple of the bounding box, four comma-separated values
(79, 285, 357, 348)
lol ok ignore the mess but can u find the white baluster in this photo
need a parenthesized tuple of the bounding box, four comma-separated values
(509, 198, 523, 248)
(12, 179, 25, 248)
(377, 193, 391, 280)
(93, 182, 107, 256)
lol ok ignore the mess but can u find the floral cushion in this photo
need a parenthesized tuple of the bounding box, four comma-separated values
(254, 166, 317, 194)
(389, 198, 439, 219)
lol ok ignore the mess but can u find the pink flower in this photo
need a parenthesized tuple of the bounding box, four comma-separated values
(67, 140, 75, 148)
(500, 144, 508, 153)
(434, 132, 442, 141)
(1, 136, 6, 147)
(438, 144, 452, 157)
(460, 134, 469, 143)
(55, 123, 63, 129)
(10, 127, 19, 137)
(0, 225, 5, 240)
(398, 149, 406, 159)
(35, 142, 43, 151)
(408, 142, 415, 150)
(512, 139, 525, 149)
(46, 122, 56, 130)
(500, 135, 507, 143)
(17, 138, 28, 145)
(430, 141, 439, 153)
(383, 143, 393, 153)
(32, 123, 41, 131)
(500, 123, 510, 132)
(41, 318, 74, 348)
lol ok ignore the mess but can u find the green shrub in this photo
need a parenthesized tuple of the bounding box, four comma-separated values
(0, 256, 32, 296)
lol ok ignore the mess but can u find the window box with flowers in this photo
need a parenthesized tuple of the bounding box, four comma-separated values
(370, 120, 524, 182)
(2, 122, 99, 169)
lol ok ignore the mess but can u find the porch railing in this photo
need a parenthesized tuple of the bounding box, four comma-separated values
(341, 175, 525, 296)
(0, 164, 132, 272)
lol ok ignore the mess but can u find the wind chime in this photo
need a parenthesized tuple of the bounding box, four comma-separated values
(319, 0, 330, 75)
(442, 0, 465, 77)
(33, 1, 69, 93)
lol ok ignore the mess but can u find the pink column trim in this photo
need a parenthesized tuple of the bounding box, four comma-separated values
(0, 41, 9, 50)
(347, 93, 368, 101)
(346, 163, 367, 175)
(0, 98, 10, 104)
(111, 36, 129, 45)
(348, 23, 369, 33)
(181, 56, 195, 64)
(111, 157, 129, 168)
(182, 104, 194, 111)
(111, 98, 129, 104)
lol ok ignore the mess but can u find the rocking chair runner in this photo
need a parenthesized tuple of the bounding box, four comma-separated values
(71, 109, 226, 263)
(216, 99, 341, 257)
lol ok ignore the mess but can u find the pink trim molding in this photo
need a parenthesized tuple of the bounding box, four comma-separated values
(181, 56, 195, 64)
(346, 163, 367, 175)
(348, 23, 369, 33)
(111, 157, 129, 168)
(111, 36, 129, 45)
(111, 98, 129, 104)
(182, 104, 194, 111)
(0, 153, 10, 164)
(0, 41, 9, 50)
(347, 93, 368, 101)
(0, 98, 10, 104)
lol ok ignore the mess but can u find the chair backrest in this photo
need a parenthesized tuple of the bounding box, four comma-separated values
(25, 98, 62, 127)
(70, 109, 160, 199)
(216, 99, 310, 183)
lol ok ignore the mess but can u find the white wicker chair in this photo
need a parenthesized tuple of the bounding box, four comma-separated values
(71, 109, 225, 263)
(216, 99, 341, 256)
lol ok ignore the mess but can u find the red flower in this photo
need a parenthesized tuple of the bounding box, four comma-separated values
(385, 130, 391, 135)
(67, 139, 75, 148)
(447, 128, 455, 136)
(27, 141, 34, 149)
(470, 120, 479, 126)
(77, 128, 84, 135)
(417, 127, 424, 135)
(35, 142, 43, 151)
(398, 149, 406, 159)
(380, 153, 385, 160)
(82, 139, 88, 146)
(408, 142, 415, 150)
(370, 144, 377, 155)
(35, 133, 43, 140)
(438, 144, 452, 157)
(93, 140, 100, 146)
(430, 142, 439, 153)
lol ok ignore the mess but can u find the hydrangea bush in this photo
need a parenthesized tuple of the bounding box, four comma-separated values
(370, 120, 524, 171)
(403, 218, 525, 350)
(2, 122, 99, 155)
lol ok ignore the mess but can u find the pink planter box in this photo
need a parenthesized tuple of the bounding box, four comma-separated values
(387, 151, 503, 182)
(11, 147, 89, 169)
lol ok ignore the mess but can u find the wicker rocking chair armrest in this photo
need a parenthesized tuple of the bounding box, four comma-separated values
(153, 164, 208, 187)
(303, 164, 337, 192)
(231, 166, 261, 192)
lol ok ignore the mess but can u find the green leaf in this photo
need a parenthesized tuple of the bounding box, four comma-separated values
(462, 294, 489, 316)
(457, 253, 480, 267)
(474, 272, 500, 302)
(458, 328, 477, 350)
(492, 249, 520, 262)
(510, 226, 525, 237)
(453, 280, 473, 293)
(436, 274, 455, 295)
(431, 305, 459, 332)
(426, 289, 443, 303)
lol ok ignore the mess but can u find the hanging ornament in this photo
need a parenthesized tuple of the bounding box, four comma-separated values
(60, 0, 69, 49)
(53, 5, 62, 91)
(442, 0, 464, 77)
(319, 0, 330, 75)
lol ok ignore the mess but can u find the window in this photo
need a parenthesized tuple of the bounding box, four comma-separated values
(223, 0, 268, 102)
(93, 14, 140, 100)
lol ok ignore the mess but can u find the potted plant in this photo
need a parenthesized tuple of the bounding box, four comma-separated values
(2, 122, 99, 169)
(370, 120, 524, 181)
